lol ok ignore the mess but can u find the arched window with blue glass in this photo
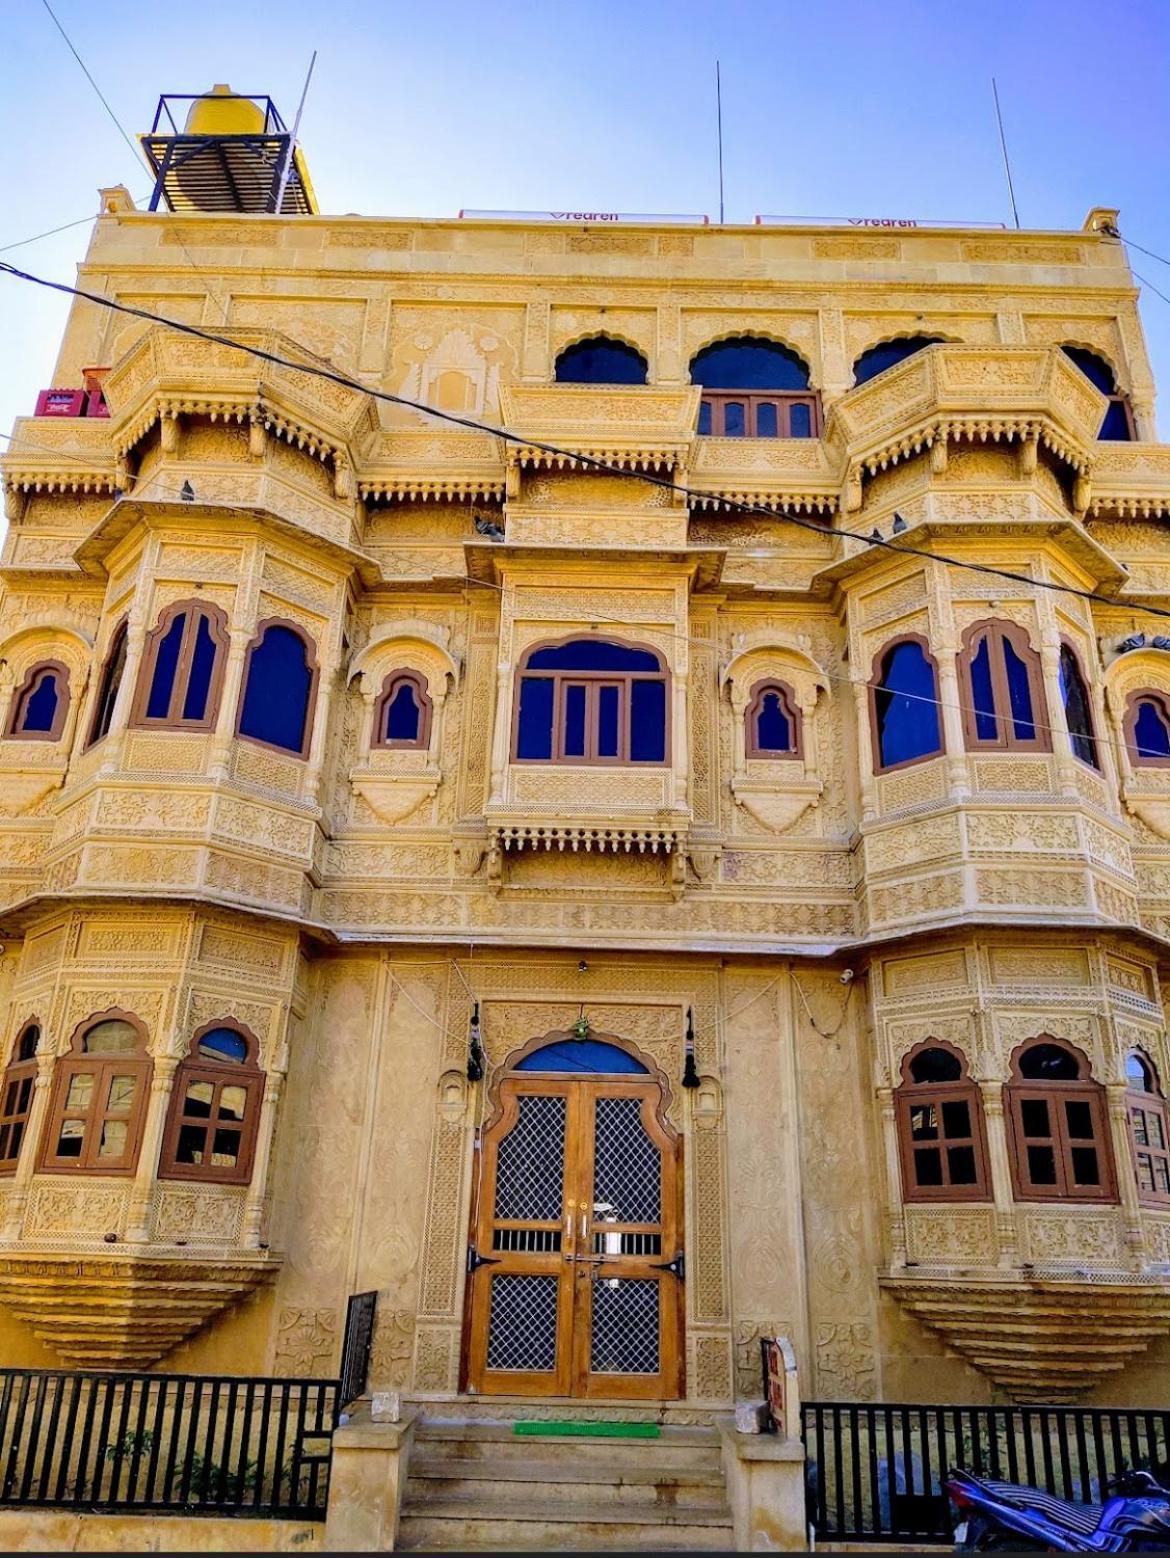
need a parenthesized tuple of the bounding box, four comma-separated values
(513, 637, 669, 765)
(870, 635, 943, 772)
(746, 679, 801, 758)
(374, 670, 432, 750)
(1058, 642, 1100, 770)
(1061, 345, 1135, 441)
(958, 620, 1049, 752)
(236, 618, 319, 758)
(6, 660, 70, 741)
(690, 336, 818, 438)
(516, 1036, 650, 1074)
(554, 336, 648, 385)
(131, 599, 228, 731)
(1125, 689, 1170, 767)
(159, 1022, 263, 1185)
(852, 334, 945, 388)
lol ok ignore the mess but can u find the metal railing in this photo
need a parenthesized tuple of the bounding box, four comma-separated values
(803, 1400, 1170, 1545)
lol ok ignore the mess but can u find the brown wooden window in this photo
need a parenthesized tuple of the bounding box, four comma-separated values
(5, 661, 70, 741)
(513, 637, 669, 765)
(1126, 1050, 1170, 1206)
(1124, 690, 1170, 767)
(691, 337, 819, 438)
(957, 621, 1049, 752)
(0, 1023, 39, 1174)
(236, 618, 320, 758)
(1058, 642, 1100, 770)
(869, 635, 943, 773)
(373, 671, 431, 750)
(131, 600, 228, 731)
(1005, 1037, 1116, 1203)
(746, 679, 801, 758)
(895, 1041, 990, 1202)
(40, 1011, 151, 1176)
(85, 619, 128, 748)
(159, 1024, 263, 1186)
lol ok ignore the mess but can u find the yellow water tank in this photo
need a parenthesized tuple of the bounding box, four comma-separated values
(183, 84, 265, 137)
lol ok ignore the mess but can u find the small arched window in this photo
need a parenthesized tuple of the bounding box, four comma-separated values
(852, 335, 945, 387)
(870, 637, 943, 772)
(514, 637, 669, 764)
(895, 1041, 990, 1202)
(746, 680, 801, 758)
(1126, 1051, 1170, 1205)
(41, 1011, 151, 1175)
(236, 620, 319, 757)
(958, 621, 1048, 751)
(554, 337, 648, 385)
(0, 1023, 40, 1174)
(6, 661, 70, 741)
(159, 1024, 263, 1185)
(1124, 691, 1170, 766)
(131, 600, 228, 730)
(1061, 346, 1135, 441)
(373, 671, 431, 750)
(1058, 643, 1099, 770)
(1006, 1037, 1115, 1202)
(86, 619, 128, 748)
(690, 338, 817, 438)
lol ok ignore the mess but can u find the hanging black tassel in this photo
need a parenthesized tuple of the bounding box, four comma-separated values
(467, 1000, 485, 1082)
(682, 1006, 700, 1089)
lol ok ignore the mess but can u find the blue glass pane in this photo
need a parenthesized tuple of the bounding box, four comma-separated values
(238, 626, 313, 754)
(91, 626, 127, 743)
(689, 337, 809, 390)
(182, 614, 217, 722)
(385, 681, 422, 742)
(1058, 646, 1098, 769)
(1003, 638, 1036, 740)
(527, 640, 661, 673)
(969, 637, 998, 741)
(755, 403, 779, 437)
(197, 1027, 247, 1063)
(20, 672, 59, 733)
(517, 1038, 648, 1074)
(1061, 345, 1116, 394)
(875, 642, 941, 766)
(598, 685, 620, 757)
(853, 336, 944, 387)
(516, 677, 554, 759)
(147, 614, 185, 720)
(788, 403, 812, 437)
(555, 338, 647, 385)
(1099, 400, 1133, 441)
(697, 401, 712, 434)
(1134, 700, 1170, 759)
(755, 691, 791, 752)
(563, 684, 587, 757)
(724, 401, 745, 437)
(630, 679, 667, 762)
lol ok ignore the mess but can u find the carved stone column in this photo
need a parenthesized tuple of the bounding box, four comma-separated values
(305, 656, 339, 805)
(852, 680, 877, 823)
(487, 661, 511, 805)
(729, 691, 748, 787)
(124, 1055, 178, 1244)
(100, 613, 147, 773)
(208, 628, 252, 781)
(935, 641, 971, 801)
(2, 1051, 56, 1240)
(242, 1069, 286, 1247)
(1106, 1082, 1145, 1269)
(1039, 644, 1080, 798)
(979, 1084, 1018, 1268)
(877, 1088, 907, 1269)
(674, 669, 690, 811)
(1131, 397, 1157, 442)
(0, 666, 15, 736)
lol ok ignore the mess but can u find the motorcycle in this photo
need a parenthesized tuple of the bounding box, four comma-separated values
(946, 1465, 1170, 1551)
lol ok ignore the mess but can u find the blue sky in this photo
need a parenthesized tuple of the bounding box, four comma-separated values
(2, 0, 1168, 442)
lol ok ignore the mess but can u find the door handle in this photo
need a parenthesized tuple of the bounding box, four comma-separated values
(650, 1252, 685, 1281)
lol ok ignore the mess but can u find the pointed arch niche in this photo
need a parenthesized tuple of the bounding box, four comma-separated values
(722, 637, 829, 833)
(347, 623, 461, 824)
(1105, 647, 1170, 840)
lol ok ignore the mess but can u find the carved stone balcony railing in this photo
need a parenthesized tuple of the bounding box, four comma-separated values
(499, 384, 701, 474)
(1089, 442, 1170, 521)
(358, 430, 506, 505)
(1, 419, 118, 527)
(687, 434, 838, 516)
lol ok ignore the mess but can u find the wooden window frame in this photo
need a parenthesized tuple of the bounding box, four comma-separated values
(1123, 689, 1170, 769)
(1125, 1050, 1170, 1207)
(1058, 639, 1100, 771)
(697, 390, 822, 438)
(0, 1023, 40, 1176)
(957, 619, 1050, 753)
(895, 1039, 991, 1203)
(511, 637, 671, 767)
(372, 670, 432, 751)
(85, 618, 129, 749)
(745, 678, 802, 759)
(5, 660, 71, 742)
(1004, 1036, 1117, 1204)
(39, 1009, 152, 1177)
(235, 616, 321, 760)
(158, 1022, 264, 1186)
(868, 632, 944, 775)
(129, 598, 229, 731)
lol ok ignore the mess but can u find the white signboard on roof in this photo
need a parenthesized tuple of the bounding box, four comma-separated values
(754, 214, 1007, 230)
(459, 209, 709, 225)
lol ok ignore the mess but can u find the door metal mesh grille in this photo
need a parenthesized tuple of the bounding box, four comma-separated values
(590, 1278, 660, 1374)
(486, 1274, 559, 1372)
(593, 1096, 661, 1223)
(493, 1095, 566, 1221)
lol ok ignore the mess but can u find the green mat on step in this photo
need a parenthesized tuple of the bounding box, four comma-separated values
(513, 1421, 661, 1438)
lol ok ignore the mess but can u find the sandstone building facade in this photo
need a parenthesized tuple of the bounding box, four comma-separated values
(3, 139, 1170, 1417)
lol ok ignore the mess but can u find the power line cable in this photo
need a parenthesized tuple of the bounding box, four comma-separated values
(0, 198, 151, 255)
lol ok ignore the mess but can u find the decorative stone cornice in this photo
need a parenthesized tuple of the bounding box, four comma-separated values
(1088, 444, 1170, 521)
(358, 430, 505, 504)
(1, 420, 118, 501)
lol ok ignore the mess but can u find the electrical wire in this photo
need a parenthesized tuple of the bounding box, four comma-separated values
(0, 199, 150, 255)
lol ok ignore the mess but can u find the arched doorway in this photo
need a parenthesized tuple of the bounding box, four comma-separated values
(463, 1033, 683, 1399)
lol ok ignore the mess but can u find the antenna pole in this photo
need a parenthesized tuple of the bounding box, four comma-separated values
(273, 49, 318, 215)
(992, 76, 1020, 230)
(716, 60, 725, 225)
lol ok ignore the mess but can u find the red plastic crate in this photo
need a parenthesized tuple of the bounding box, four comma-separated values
(34, 388, 85, 417)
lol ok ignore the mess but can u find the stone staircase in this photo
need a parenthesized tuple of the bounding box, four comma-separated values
(397, 1419, 735, 1551)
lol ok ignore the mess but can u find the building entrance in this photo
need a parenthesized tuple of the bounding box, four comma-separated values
(464, 1042, 683, 1400)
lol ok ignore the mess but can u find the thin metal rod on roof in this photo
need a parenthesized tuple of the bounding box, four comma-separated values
(272, 50, 318, 215)
(992, 76, 1021, 230)
(716, 60, 725, 226)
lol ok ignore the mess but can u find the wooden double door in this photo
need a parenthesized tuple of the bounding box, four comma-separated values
(464, 1075, 683, 1399)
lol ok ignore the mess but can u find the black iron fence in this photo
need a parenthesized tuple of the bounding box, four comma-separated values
(0, 1371, 338, 1518)
(804, 1400, 1170, 1545)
